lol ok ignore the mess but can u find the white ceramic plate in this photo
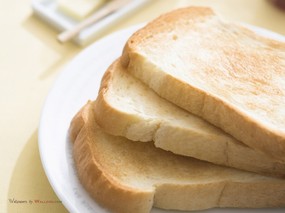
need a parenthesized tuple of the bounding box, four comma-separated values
(38, 24, 285, 213)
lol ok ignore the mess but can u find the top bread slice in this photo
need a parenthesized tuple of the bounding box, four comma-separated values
(94, 59, 285, 177)
(70, 101, 285, 213)
(121, 7, 285, 162)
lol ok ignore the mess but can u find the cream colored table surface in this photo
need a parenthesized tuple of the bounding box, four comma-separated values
(1, 0, 284, 212)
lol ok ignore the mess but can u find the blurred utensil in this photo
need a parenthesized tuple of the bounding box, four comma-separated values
(57, 0, 131, 43)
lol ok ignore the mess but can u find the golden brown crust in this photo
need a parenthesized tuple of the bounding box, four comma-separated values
(121, 7, 214, 67)
(69, 105, 86, 143)
(121, 6, 285, 162)
(70, 102, 154, 213)
(94, 59, 143, 137)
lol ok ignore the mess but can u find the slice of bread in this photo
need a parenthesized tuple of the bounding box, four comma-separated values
(121, 6, 285, 162)
(94, 59, 285, 177)
(70, 101, 285, 213)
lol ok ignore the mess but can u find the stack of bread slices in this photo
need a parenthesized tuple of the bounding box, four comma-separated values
(69, 6, 285, 213)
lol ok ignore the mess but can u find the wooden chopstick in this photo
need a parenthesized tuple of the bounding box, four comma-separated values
(57, 0, 131, 43)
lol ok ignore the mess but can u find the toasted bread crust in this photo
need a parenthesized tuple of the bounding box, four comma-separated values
(95, 62, 146, 138)
(121, 7, 215, 67)
(70, 102, 154, 213)
(121, 6, 285, 162)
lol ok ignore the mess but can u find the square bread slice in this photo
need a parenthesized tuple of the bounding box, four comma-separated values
(94, 59, 285, 177)
(121, 6, 285, 162)
(70, 101, 285, 213)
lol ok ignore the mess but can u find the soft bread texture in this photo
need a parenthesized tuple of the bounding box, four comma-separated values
(94, 59, 285, 177)
(121, 7, 285, 162)
(70, 102, 285, 213)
